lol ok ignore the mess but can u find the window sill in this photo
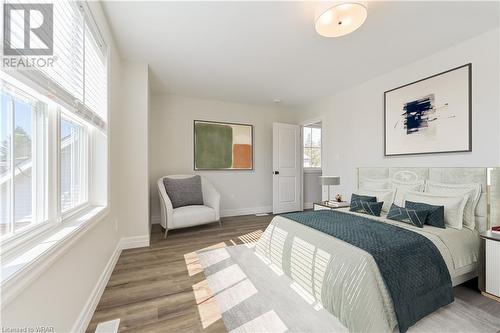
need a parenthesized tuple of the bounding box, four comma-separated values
(304, 168, 322, 174)
(0, 205, 109, 308)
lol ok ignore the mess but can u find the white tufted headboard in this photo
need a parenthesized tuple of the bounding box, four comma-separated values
(357, 167, 500, 232)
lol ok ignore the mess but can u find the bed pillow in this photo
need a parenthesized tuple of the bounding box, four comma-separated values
(349, 201, 384, 217)
(387, 203, 428, 228)
(356, 189, 395, 213)
(350, 193, 377, 203)
(163, 175, 204, 208)
(360, 178, 391, 190)
(425, 180, 481, 230)
(405, 201, 445, 229)
(391, 179, 425, 207)
(404, 191, 468, 229)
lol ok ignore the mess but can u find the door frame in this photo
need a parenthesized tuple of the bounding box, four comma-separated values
(300, 116, 325, 203)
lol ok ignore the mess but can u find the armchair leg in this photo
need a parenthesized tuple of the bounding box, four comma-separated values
(164, 228, 168, 239)
(218, 219, 222, 227)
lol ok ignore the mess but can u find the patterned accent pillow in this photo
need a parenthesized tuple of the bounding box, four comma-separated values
(350, 193, 377, 203)
(405, 201, 445, 229)
(387, 204, 428, 228)
(349, 201, 384, 217)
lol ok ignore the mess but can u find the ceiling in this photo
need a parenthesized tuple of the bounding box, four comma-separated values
(102, 1, 499, 108)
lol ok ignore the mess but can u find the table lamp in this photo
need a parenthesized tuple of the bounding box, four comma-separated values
(320, 176, 340, 204)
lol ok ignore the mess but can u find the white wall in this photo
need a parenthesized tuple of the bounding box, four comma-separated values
(300, 28, 500, 198)
(1, 215, 120, 332)
(149, 94, 298, 218)
(114, 62, 150, 239)
(304, 171, 322, 207)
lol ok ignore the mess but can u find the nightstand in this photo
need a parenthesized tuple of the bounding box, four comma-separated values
(479, 231, 500, 302)
(313, 202, 349, 211)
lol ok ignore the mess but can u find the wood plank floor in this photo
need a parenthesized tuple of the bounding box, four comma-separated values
(86, 214, 273, 333)
(87, 214, 500, 333)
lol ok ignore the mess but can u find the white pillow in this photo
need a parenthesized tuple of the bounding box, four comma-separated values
(425, 180, 481, 230)
(404, 191, 468, 230)
(357, 188, 395, 213)
(360, 178, 391, 190)
(391, 179, 425, 206)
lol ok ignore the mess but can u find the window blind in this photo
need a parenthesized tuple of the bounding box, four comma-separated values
(4, 0, 108, 131)
(84, 23, 107, 124)
(41, 0, 84, 104)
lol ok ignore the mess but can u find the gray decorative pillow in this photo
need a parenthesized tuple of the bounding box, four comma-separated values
(163, 176, 204, 208)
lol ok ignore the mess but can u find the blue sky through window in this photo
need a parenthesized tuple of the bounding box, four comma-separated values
(61, 118, 72, 139)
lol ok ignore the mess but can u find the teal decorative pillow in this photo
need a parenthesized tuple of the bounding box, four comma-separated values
(387, 204, 428, 228)
(349, 201, 383, 217)
(405, 201, 445, 229)
(350, 193, 377, 203)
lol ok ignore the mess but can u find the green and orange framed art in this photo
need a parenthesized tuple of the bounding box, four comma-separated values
(194, 120, 254, 170)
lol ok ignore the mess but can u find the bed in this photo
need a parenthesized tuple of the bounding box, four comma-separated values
(254, 167, 497, 333)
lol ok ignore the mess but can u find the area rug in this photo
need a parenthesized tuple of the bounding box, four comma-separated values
(196, 244, 500, 333)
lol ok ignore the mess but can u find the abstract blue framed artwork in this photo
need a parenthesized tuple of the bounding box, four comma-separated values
(384, 64, 471, 156)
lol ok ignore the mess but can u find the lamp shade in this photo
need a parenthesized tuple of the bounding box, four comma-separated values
(315, 1, 368, 38)
(320, 176, 340, 186)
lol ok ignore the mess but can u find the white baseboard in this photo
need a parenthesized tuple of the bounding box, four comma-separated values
(72, 234, 150, 332)
(151, 215, 160, 224)
(304, 202, 313, 209)
(221, 205, 273, 217)
(120, 235, 150, 250)
(95, 319, 120, 333)
(71, 242, 122, 333)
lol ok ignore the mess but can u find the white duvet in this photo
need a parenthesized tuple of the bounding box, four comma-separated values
(254, 209, 479, 333)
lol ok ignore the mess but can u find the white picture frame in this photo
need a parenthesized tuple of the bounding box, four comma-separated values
(384, 64, 472, 156)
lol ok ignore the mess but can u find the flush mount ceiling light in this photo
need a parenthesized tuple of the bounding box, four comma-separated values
(315, 1, 368, 37)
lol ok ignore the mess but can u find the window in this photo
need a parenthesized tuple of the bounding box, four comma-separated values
(0, 0, 107, 246)
(0, 80, 93, 240)
(303, 125, 321, 168)
(60, 115, 87, 213)
(1, 87, 48, 238)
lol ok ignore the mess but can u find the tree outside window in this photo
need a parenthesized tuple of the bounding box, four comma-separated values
(303, 126, 321, 168)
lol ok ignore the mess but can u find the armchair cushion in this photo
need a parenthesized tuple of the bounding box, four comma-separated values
(163, 175, 204, 208)
(172, 205, 217, 228)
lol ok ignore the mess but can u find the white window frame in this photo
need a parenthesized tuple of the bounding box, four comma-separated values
(0, 84, 50, 240)
(0, 76, 96, 257)
(303, 125, 322, 171)
(0, 1, 109, 307)
(59, 111, 90, 219)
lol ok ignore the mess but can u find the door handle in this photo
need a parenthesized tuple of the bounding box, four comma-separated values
(273, 171, 280, 175)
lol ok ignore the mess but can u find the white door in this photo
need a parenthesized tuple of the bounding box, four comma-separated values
(273, 122, 302, 214)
